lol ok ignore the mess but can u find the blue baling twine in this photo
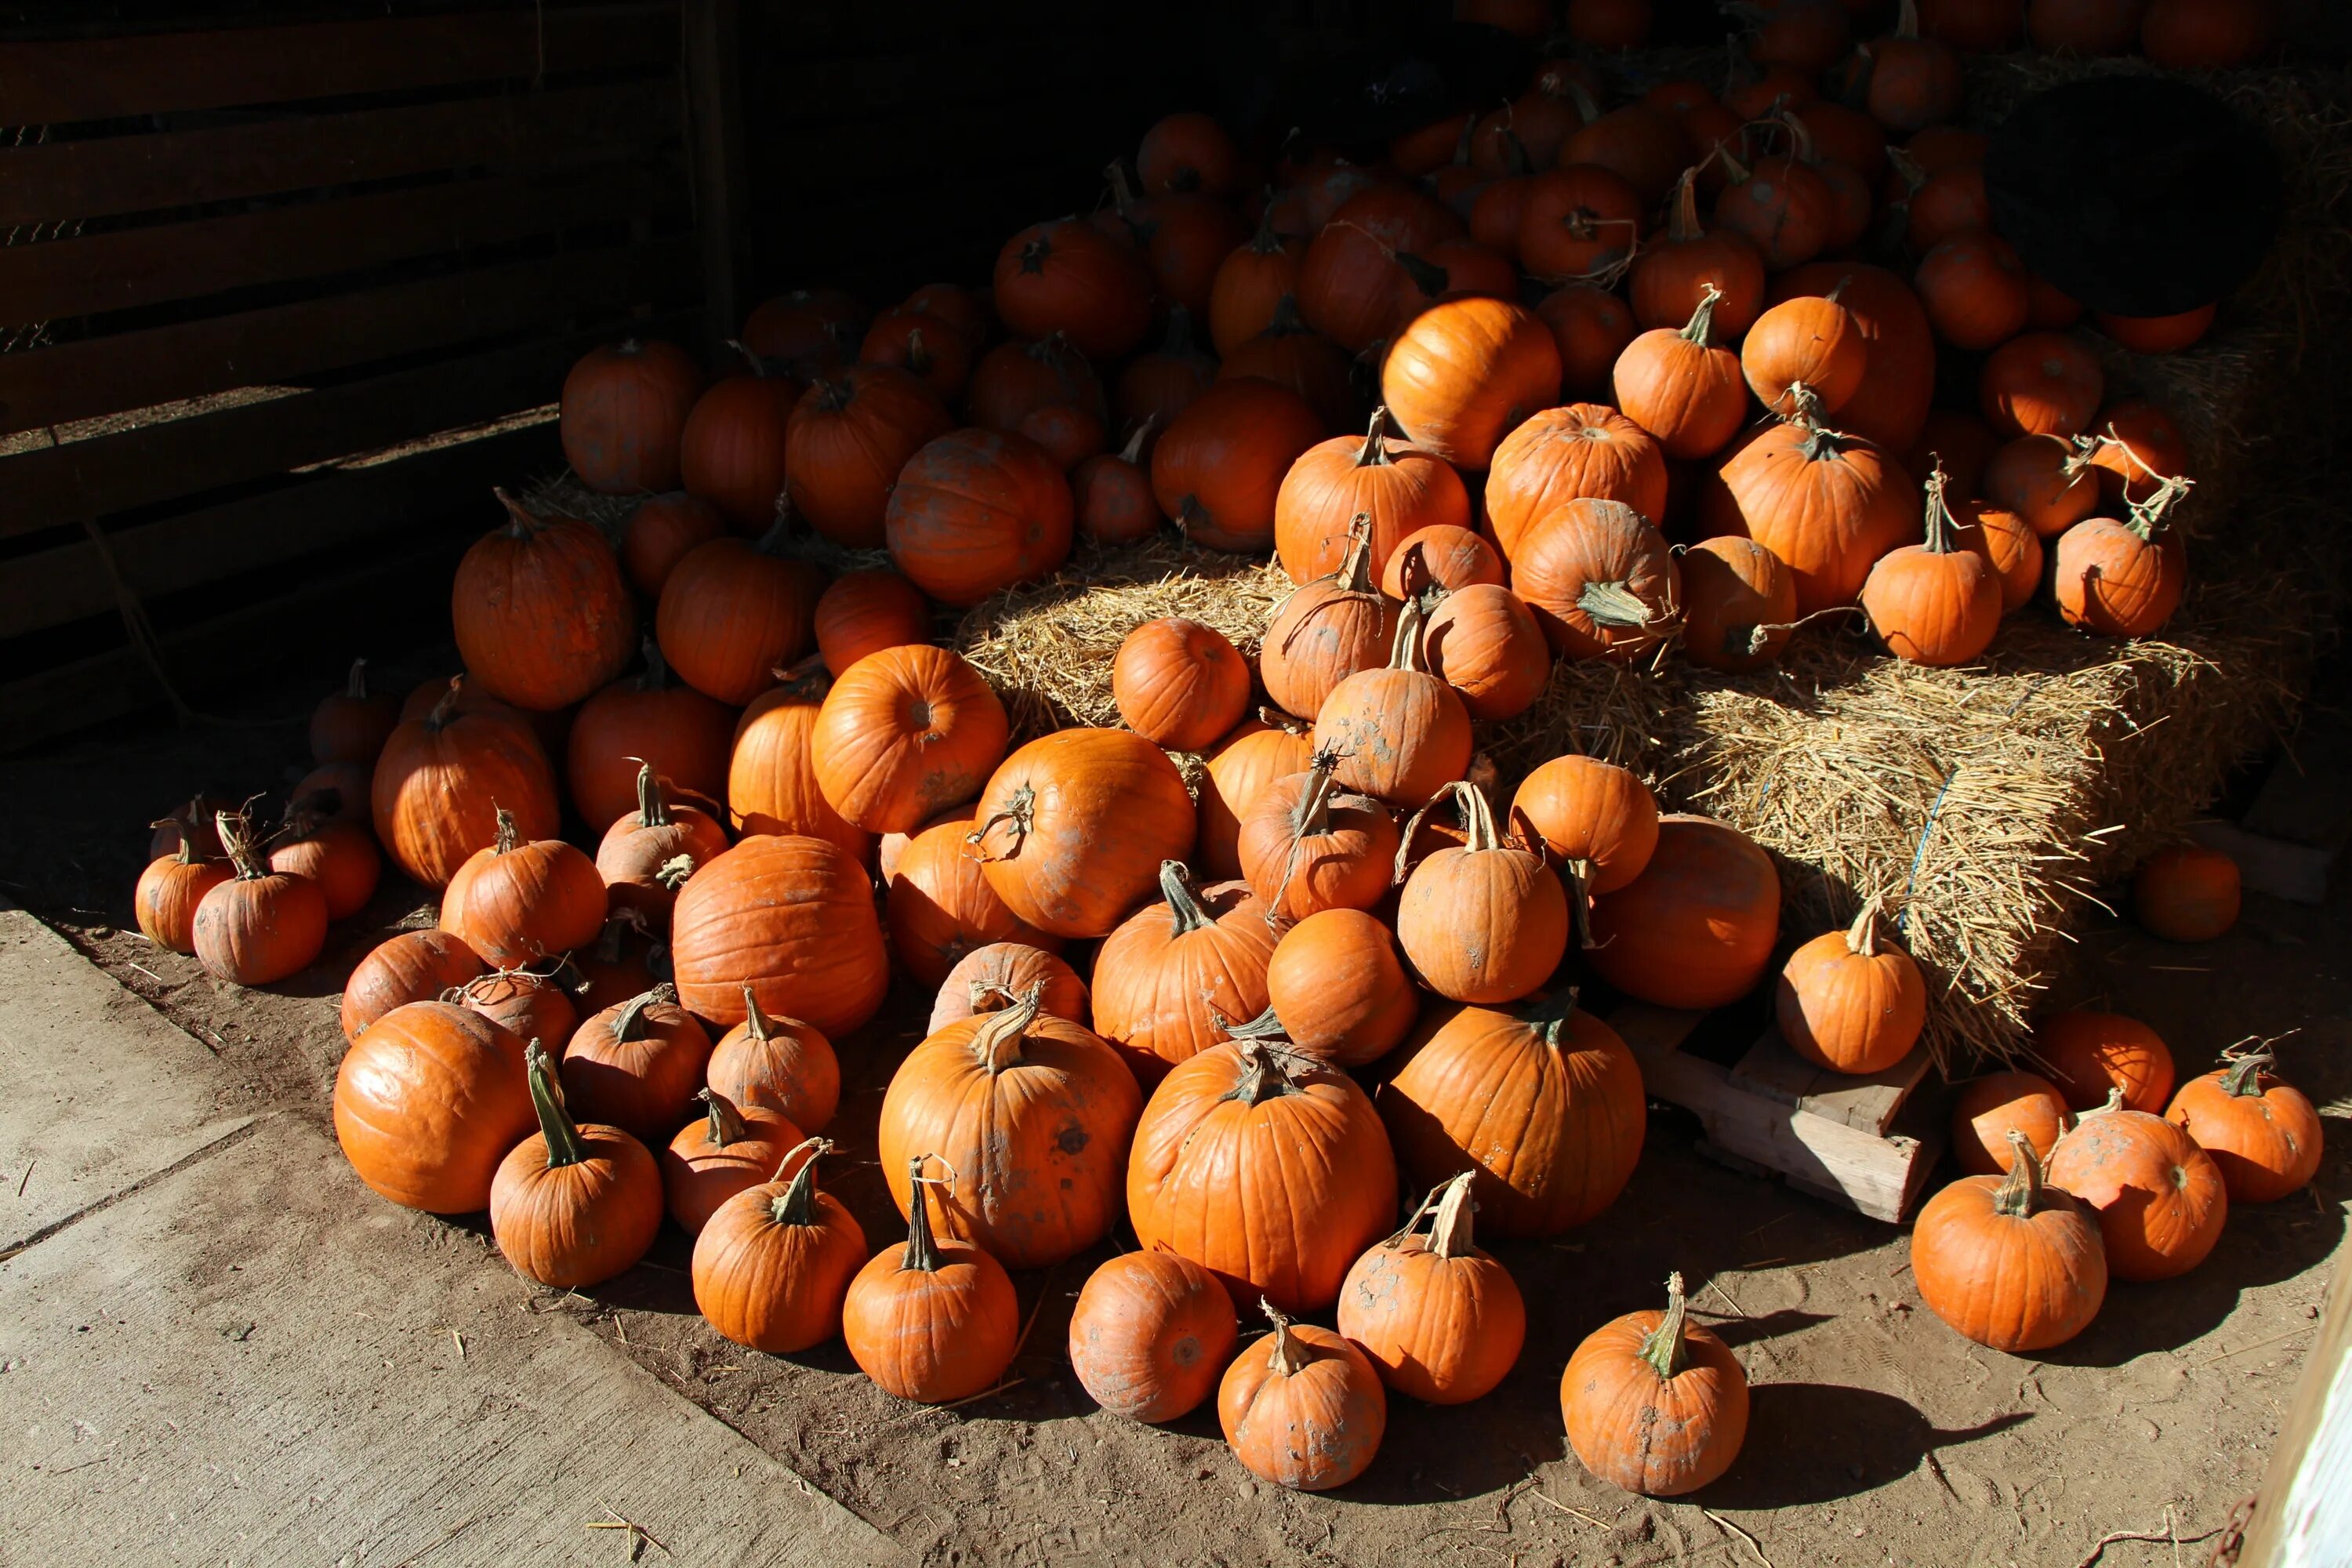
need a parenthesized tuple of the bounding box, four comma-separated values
(1898, 768, 1961, 940)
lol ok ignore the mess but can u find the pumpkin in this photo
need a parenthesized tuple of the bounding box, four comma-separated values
(783, 365, 953, 550)
(929, 942, 1091, 1035)
(1766, 262, 1938, 457)
(1486, 405, 1670, 559)
(1210, 209, 1305, 356)
(668, 833, 890, 1035)
(1913, 231, 2030, 351)
(1946, 493, 2042, 614)
(1860, 464, 2003, 666)
(1741, 292, 1867, 416)
(1111, 183, 1247, 321)
(1788, 99, 1889, 181)
(813, 569, 930, 679)
(1262, 907, 1418, 1067)
(886, 817, 1058, 990)
(707, 985, 841, 1134)
(2053, 475, 2190, 637)
(1562, 1272, 1748, 1496)
(1092, 862, 1279, 1081)
(2027, 0, 2148, 53)
(1538, 283, 1640, 401)
(1918, 0, 2024, 47)
(1115, 309, 1218, 437)
(726, 662, 870, 862)
(1719, 391, 1918, 614)
(662, 1087, 804, 1235)
(1381, 299, 1564, 471)
(1511, 754, 1659, 895)
(560, 338, 705, 494)
(1069, 1250, 1239, 1423)
(1112, 618, 1251, 752)
(1511, 498, 1683, 662)
(2141, 0, 2274, 68)
(1378, 524, 1505, 601)
(886, 427, 1075, 606)
(679, 349, 802, 529)
(1274, 408, 1472, 586)
(1298, 183, 1463, 353)
(1980, 332, 2103, 439)
(1129, 1040, 1398, 1312)
(1899, 159, 1991, 253)
(1712, 143, 1831, 270)
(1423, 583, 1549, 721)
(2046, 1092, 2229, 1281)
(135, 830, 230, 954)
(191, 811, 328, 985)
(1236, 750, 1403, 923)
(1338, 1172, 1525, 1406)
(1632, 169, 1766, 336)
(897, 284, 989, 346)
(1725, 60, 1820, 121)
(1680, 535, 1799, 672)
(332, 1000, 533, 1212)
(741, 289, 862, 370)
(1395, 782, 1568, 1004)
(2086, 401, 2190, 506)
(691, 1137, 866, 1352)
(1774, 898, 1927, 1075)
(1139, 111, 1238, 195)
(1749, 0, 1850, 67)
(858, 307, 973, 403)
(1468, 172, 1534, 266)
(2026, 272, 2084, 329)
(267, 810, 380, 922)
(1072, 422, 1165, 544)
(967, 332, 1104, 433)
(559, 984, 715, 1145)
(1260, 520, 1399, 720)
(968, 728, 1196, 938)
(843, 1153, 1022, 1402)
(1588, 815, 1780, 1008)
(1952, 1071, 2073, 1177)
(654, 519, 822, 706)
(453, 964, 579, 1046)
(2167, 1046, 2322, 1203)
(339, 928, 484, 1041)
(1151, 379, 1325, 554)
(309, 657, 397, 767)
(2036, 1009, 2176, 1113)
(568, 643, 735, 832)
(450, 488, 636, 712)
(440, 808, 606, 968)
(1984, 434, 2100, 539)
(490, 1042, 663, 1288)
(1312, 600, 1474, 808)
(1563, 98, 1686, 209)
(1196, 711, 1316, 879)
(1219, 1300, 1387, 1492)
(2132, 842, 2239, 943)
(574, 909, 663, 1013)
(809, 644, 1007, 834)
(1863, 0, 1962, 132)
(992, 218, 1153, 358)
(1219, 296, 1358, 432)
(1515, 164, 1642, 285)
(878, 989, 1142, 1268)
(1911, 1134, 2106, 1351)
(1611, 286, 1749, 463)
(595, 764, 731, 931)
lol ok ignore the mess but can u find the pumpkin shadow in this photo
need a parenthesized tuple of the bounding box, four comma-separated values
(1694, 1383, 2027, 1508)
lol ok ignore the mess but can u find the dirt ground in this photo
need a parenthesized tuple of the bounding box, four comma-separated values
(4, 648, 2345, 1568)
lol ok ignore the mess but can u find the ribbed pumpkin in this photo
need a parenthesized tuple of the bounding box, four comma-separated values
(333, 1000, 534, 1213)
(1219, 296, 1359, 432)
(667, 833, 890, 1036)
(135, 830, 231, 954)
(441, 808, 606, 968)
(1632, 169, 1766, 336)
(886, 427, 1075, 606)
(340, 928, 485, 1042)
(1262, 908, 1418, 1068)
(309, 657, 397, 767)
(1113, 308, 1218, 437)
(1712, 143, 1832, 270)
(783, 364, 953, 550)
(559, 984, 716, 1145)
(1588, 815, 1780, 1008)
(489, 1042, 664, 1288)
(1221, 1302, 1388, 1492)
(1511, 498, 1682, 662)
(1260, 521, 1400, 721)
(1538, 283, 1640, 401)
(2167, 1047, 2323, 1203)
(1681, 535, 1798, 673)
(1149, 379, 1325, 554)
(267, 808, 379, 922)
(1236, 750, 1401, 923)
(724, 661, 872, 864)
(1775, 899, 1927, 1075)
(967, 332, 1104, 433)
(1980, 331, 2104, 439)
(707, 985, 840, 1134)
(885, 817, 1058, 989)
(452, 964, 579, 1047)
(843, 1154, 1022, 1403)
(1612, 286, 1750, 463)
(452, 489, 637, 711)
(2047, 1094, 2229, 1282)
(1210, 209, 1306, 355)
(1950, 494, 2044, 615)
(1395, 782, 1567, 1004)
(187, 810, 326, 985)
(1562, 1272, 1749, 1497)
(810, 644, 1006, 833)
(1951, 1071, 2073, 1177)
(2054, 476, 2190, 638)
(1338, 1172, 1526, 1405)
(691, 1138, 866, 1353)
(877, 988, 1142, 1268)
(1718, 391, 1918, 614)
(1518, 163, 1644, 284)
(858, 307, 973, 402)
(2037, 1010, 2176, 1114)
(662, 1089, 806, 1235)
(1912, 1134, 2107, 1352)
(1509, 754, 1658, 895)
(1486, 405, 1669, 561)
(812, 568, 930, 678)
(930, 942, 1091, 1035)
(1112, 618, 1251, 752)
(740, 289, 862, 370)
(567, 643, 735, 834)
(1312, 600, 1474, 808)
(1766, 263, 1938, 458)
(1985, 433, 2101, 539)
(2088, 401, 2190, 507)
(1128, 1040, 1399, 1312)
(2132, 841, 2240, 943)
(656, 516, 822, 704)
(372, 680, 560, 888)
(1298, 183, 1464, 353)
(679, 350, 802, 529)
(1092, 862, 1279, 1082)
(1274, 409, 1471, 586)
(590, 765, 727, 930)
(967, 728, 1197, 938)
(1741, 292, 1867, 416)
(561, 338, 705, 494)
(1069, 1250, 1240, 1424)
(1860, 466, 2003, 666)
(1196, 711, 1316, 880)
(1381, 298, 1564, 471)
(993, 218, 1154, 358)
(1422, 583, 1548, 722)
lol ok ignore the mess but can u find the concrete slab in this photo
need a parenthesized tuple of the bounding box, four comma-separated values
(0, 906, 256, 1253)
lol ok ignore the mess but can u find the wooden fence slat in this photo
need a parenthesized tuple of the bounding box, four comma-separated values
(0, 5, 678, 125)
(0, 78, 681, 227)
(0, 235, 697, 437)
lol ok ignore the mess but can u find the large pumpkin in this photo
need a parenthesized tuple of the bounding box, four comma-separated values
(441, 808, 608, 968)
(1381, 298, 1565, 470)
(967, 728, 1197, 938)
(1486, 405, 1669, 560)
(726, 662, 872, 863)
(667, 833, 890, 1035)
(1588, 815, 1780, 1008)
(1149, 379, 1325, 554)
(1509, 498, 1682, 662)
(1091, 862, 1279, 1081)
(1717, 394, 1918, 614)
(783, 364, 953, 549)
(993, 218, 1154, 358)
(1273, 409, 1471, 586)
(1767, 263, 1937, 457)
(332, 1000, 535, 1213)
(560, 338, 705, 494)
(885, 427, 1075, 606)
(372, 680, 559, 888)
(566, 644, 735, 835)
(811, 644, 1007, 833)
(654, 521, 822, 706)
(452, 488, 636, 711)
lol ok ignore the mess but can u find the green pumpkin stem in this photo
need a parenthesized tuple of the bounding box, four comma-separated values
(524, 1040, 590, 1169)
(1992, 1131, 2049, 1217)
(2125, 472, 2194, 542)
(1157, 860, 1217, 935)
(697, 1087, 747, 1149)
(1224, 1039, 1300, 1106)
(769, 1138, 833, 1225)
(491, 807, 520, 855)
(1218, 1004, 1290, 1043)
(902, 1154, 947, 1273)
(425, 676, 466, 730)
(1261, 1297, 1308, 1377)
(970, 983, 1045, 1074)
(615, 984, 673, 1042)
(742, 984, 775, 1042)
(1512, 986, 1584, 1047)
(1637, 1271, 1692, 1381)
(1679, 281, 1726, 348)
(630, 761, 671, 829)
(2219, 1042, 2276, 1098)
(152, 818, 204, 866)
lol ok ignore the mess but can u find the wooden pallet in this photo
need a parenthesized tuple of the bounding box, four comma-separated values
(1598, 999, 1945, 1224)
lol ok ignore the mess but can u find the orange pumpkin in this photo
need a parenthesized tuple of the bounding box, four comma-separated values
(1114, 308, 1218, 437)
(452, 964, 579, 1047)
(885, 818, 1059, 990)
(1712, 143, 1832, 270)
(1377, 524, 1504, 601)
(930, 942, 1091, 1035)
(811, 644, 1007, 834)
(668, 833, 890, 1036)
(309, 656, 397, 767)
(1260, 520, 1399, 720)
(1263, 907, 1420, 1067)
(1562, 1272, 1748, 1496)
(1112, 618, 1251, 752)
(1298, 183, 1464, 352)
(1914, 230, 2030, 350)
(1210, 209, 1306, 355)
(1069, 1250, 1240, 1424)
(1953, 495, 2044, 613)
(1911, 1134, 2107, 1351)
(490, 1042, 664, 1288)
(1980, 331, 2104, 439)
(2047, 1094, 2229, 1281)
(2086, 401, 2190, 507)
(1517, 164, 1644, 285)
(2036, 1010, 2176, 1113)
(741, 289, 862, 370)
(679, 351, 803, 529)
(1423, 583, 1550, 721)
(1312, 601, 1475, 808)
(993, 218, 1154, 358)
(1680, 535, 1799, 673)
(2142, 0, 2275, 68)
(452, 488, 637, 711)
(1072, 421, 1166, 544)
(332, 1000, 533, 1212)
(1274, 409, 1472, 586)
(1338, 1172, 1525, 1405)
(135, 830, 231, 954)
(2096, 303, 2216, 354)
(339, 928, 485, 1042)
(1381, 298, 1565, 471)
(561, 338, 704, 494)
(2166, 1047, 2323, 1203)
(812, 568, 931, 678)
(1510, 754, 1658, 895)
(967, 332, 1104, 433)
(1150, 379, 1326, 553)
(725, 662, 872, 863)
(2132, 842, 2239, 942)
(191, 811, 329, 986)
(1588, 815, 1780, 1008)
(858, 307, 973, 403)
(654, 519, 822, 705)
(567, 644, 736, 835)
(661, 1088, 805, 1235)
(1632, 169, 1766, 336)
(1951, 1070, 2074, 1177)
(691, 1137, 866, 1353)
(1741, 293, 1867, 416)
(885, 427, 1075, 606)
(1219, 295, 1359, 432)
(967, 728, 1197, 938)
(1092, 862, 1279, 1081)
(1510, 498, 1682, 662)
(2054, 477, 2190, 638)
(1860, 464, 2003, 666)
(1774, 898, 1927, 1075)
(258, 823, 376, 921)
(1765, 262, 1939, 458)
(782, 365, 953, 550)
(1396, 782, 1568, 1004)
(1538, 283, 1639, 401)
(441, 808, 608, 969)
(1237, 750, 1403, 924)
(1220, 1303, 1388, 1491)
(1984, 434, 2101, 539)
(1612, 285, 1751, 463)
(842, 1153, 1021, 1402)
(1486, 405, 1669, 561)
(560, 984, 716, 1145)
(706, 985, 841, 1134)
(1197, 711, 1316, 880)
(1718, 392, 1918, 614)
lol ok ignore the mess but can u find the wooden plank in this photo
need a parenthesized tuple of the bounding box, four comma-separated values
(0, 6, 678, 125)
(1726, 1030, 1936, 1135)
(0, 236, 696, 437)
(0, 166, 672, 328)
(0, 78, 681, 228)
(682, 0, 749, 359)
(2236, 1246, 2352, 1568)
(0, 308, 701, 538)
(0, 421, 558, 639)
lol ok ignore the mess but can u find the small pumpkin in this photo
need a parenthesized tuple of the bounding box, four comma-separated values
(1197, 710, 1316, 879)
(1069, 1250, 1240, 1424)
(2027, 0, 2154, 53)
(1911, 1134, 2107, 1351)
(2053, 474, 2191, 638)
(1862, 0, 1962, 133)
(1262, 907, 1419, 1068)
(1775, 898, 1927, 1075)
(192, 811, 329, 986)
(2036, 1009, 2176, 1114)
(1395, 782, 1567, 1005)
(1274, 408, 1472, 586)
(783, 365, 953, 550)
(592, 764, 729, 931)
(1711, 143, 1832, 270)
(1092, 862, 1279, 1082)
(1510, 498, 1683, 662)
(1220, 1301, 1388, 1492)
(707, 985, 841, 1134)
(1260, 518, 1401, 721)
(668, 833, 890, 1035)
(1516, 164, 1644, 285)
(992, 218, 1154, 359)
(1339, 1172, 1526, 1405)
(2132, 842, 2239, 943)
(741, 289, 862, 370)
(1150, 379, 1327, 554)
(654, 515, 823, 706)
(567, 641, 736, 834)
(441, 808, 608, 969)
(885, 817, 1059, 990)
(1980, 332, 2104, 439)
(967, 728, 1198, 939)
(332, 1000, 533, 1213)
(2086, 401, 2190, 507)
(1952, 495, 2044, 613)
(1114, 307, 1219, 434)
(1312, 600, 1475, 808)
(1561, 1272, 1748, 1496)
(1210, 208, 1306, 355)
(452, 488, 637, 712)
(560, 983, 716, 1146)
(267, 807, 381, 922)
(339, 927, 485, 1041)
(1588, 815, 1780, 1009)
(811, 644, 1007, 834)
(1381, 298, 1566, 471)
(1742, 292, 1867, 416)
(691, 1137, 866, 1352)
(1072, 420, 1165, 544)
(452, 964, 579, 1047)
(1377, 524, 1504, 601)
(886, 427, 1076, 606)
(310, 657, 397, 767)
(1219, 295, 1358, 432)
(1422, 583, 1549, 722)
(135, 828, 231, 954)
(844, 1156, 1022, 1401)
(662, 1087, 805, 1235)
(490, 1041, 664, 1288)
(813, 569, 931, 678)
(2046, 1091, 2229, 1282)
(1611, 285, 1749, 464)
(1486, 404, 1669, 561)
(1860, 463, 2003, 667)
(1951, 1071, 2074, 1177)
(1765, 262, 1938, 458)
(1984, 434, 2100, 539)
(726, 661, 871, 862)
(1237, 749, 1404, 924)
(967, 332, 1104, 434)
(1112, 619, 1251, 753)
(1510, 754, 1659, 895)
(929, 943, 1090, 1036)
(2166, 1045, 2323, 1203)
(561, 338, 705, 494)
(858, 308, 973, 402)
(1679, 535, 1798, 673)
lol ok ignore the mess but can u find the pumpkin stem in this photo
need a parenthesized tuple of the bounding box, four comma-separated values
(1894, 0, 1922, 38)
(697, 1086, 749, 1149)
(1356, 407, 1395, 468)
(1846, 894, 1885, 956)
(491, 485, 544, 538)
(742, 984, 775, 1042)
(1512, 986, 1584, 1047)
(2082, 1086, 2127, 1122)
(2218, 1043, 2276, 1098)
(1258, 704, 1308, 735)
(1425, 1171, 1479, 1258)
(614, 983, 674, 1043)
(1115, 412, 1159, 466)
(1886, 144, 1927, 198)
(1270, 750, 1348, 917)
(1247, 201, 1286, 255)
(1158, 305, 1199, 359)
(903, 327, 932, 376)
(490, 807, 521, 855)
(1921, 463, 1965, 554)
(1261, 293, 1312, 339)
(656, 853, 698, 890)
(630, 761, 671, 829)
(424, 675, 466, 730)
(1261, 1298, 1308, 1377)
(1665, 167, 1706, 245)
(1157, 859, 1218, 936)
(964, 784, 1036, 864)
(769, 1137, 833, 1226)
(1991, 1131, 2050, 1217)
(1579, 578, 1664, 630)
(1636, 1271, 1692, 1381)
(1223, 1039, 1300, 1106)
(343, 657, 371, 700)
(1387, 594, 1432, 673)
(1717, 140, 1754, 186)
(774, 652, 833, 702)
(216, 808, 269, 880)
(1218, 1004, 1291, 1043)
(968, 984, 1044, 1075)
(1559, 857, 1598, 949)
(151, 817, 205, 866)
(524, 1040, 591, 1169)
(902, 1153, 949, 1272)
(2125, 472, 2194, 542)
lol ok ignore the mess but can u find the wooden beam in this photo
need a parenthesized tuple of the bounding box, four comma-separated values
(681, 0, 750, 358)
